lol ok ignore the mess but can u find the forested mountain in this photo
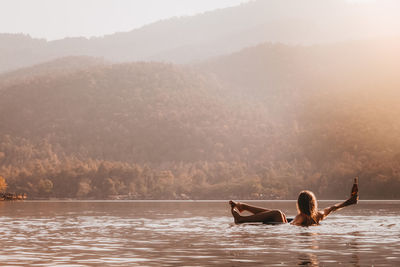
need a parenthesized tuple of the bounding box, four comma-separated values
(199, 39, 400, 199)
(1, 0, 399, 73)
(1, 39, 400, 199)
(0, 56, 107, 88)
(0, 60, 281, 199)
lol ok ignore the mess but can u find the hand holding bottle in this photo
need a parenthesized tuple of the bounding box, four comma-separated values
(347, 177, 359, 205)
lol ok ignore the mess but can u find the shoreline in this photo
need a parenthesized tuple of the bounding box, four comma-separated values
(12, 199, 400, 203)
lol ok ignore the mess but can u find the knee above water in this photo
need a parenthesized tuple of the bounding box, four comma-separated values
(272, 210, 286, 221)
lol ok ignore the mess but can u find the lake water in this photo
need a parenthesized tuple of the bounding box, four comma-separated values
(0, 200, 399, 266)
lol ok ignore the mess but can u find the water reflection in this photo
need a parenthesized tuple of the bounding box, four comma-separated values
(299, 232, 320, 250)
(0, 201, 399, 266)
(351, 254, 361, 267)
(298, 253, 319, 267)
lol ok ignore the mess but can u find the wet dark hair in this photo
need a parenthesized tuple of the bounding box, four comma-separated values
(297, 190, 318, 224)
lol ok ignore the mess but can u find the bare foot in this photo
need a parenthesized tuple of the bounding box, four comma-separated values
(229, 200, 244, 212)
(231, 207, 243, 224)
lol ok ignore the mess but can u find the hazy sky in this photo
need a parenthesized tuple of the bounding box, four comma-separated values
(0, 0, 250, 40)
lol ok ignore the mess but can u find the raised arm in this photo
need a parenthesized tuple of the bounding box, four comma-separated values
(319, 177, 359, 220)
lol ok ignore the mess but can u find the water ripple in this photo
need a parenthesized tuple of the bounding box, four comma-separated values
(0, 201, 399, 266)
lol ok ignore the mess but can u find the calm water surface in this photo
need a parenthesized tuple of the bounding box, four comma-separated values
(0, 200, 399, 266)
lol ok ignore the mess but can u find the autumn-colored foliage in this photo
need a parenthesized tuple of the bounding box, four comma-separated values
(1, 40, 400, 199)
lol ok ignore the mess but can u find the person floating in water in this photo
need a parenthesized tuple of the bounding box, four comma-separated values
(230, 177, 359, 226)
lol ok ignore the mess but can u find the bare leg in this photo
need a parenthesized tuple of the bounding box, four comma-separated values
(230, 200, 271, 214)
(231, 206, 287, 224)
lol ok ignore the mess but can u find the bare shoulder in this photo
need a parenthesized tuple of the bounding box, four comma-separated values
(317, 211, 325, 222)
(291, 214, 304, 226)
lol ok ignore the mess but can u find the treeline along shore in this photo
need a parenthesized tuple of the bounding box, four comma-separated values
(0, 193, 27, 201)
(1, 39, 400, 200)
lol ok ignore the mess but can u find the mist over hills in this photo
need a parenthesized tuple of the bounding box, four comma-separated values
(1, 38, 400, 199)
(200, 38, 400, 96)
(1, 0, 400, 73)
(0, 58, 282, 199)
(1, 61, 252, 163)
(0, 56, 107, 88)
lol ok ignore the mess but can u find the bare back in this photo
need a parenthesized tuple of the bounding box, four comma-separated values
(291, 212, 324, 226)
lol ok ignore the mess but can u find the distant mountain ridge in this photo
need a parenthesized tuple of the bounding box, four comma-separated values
(199, 38, 400, 97)
(1, 0, 399, 73)
(0, 56, 107, 88)
(1, 39, 400, 199)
